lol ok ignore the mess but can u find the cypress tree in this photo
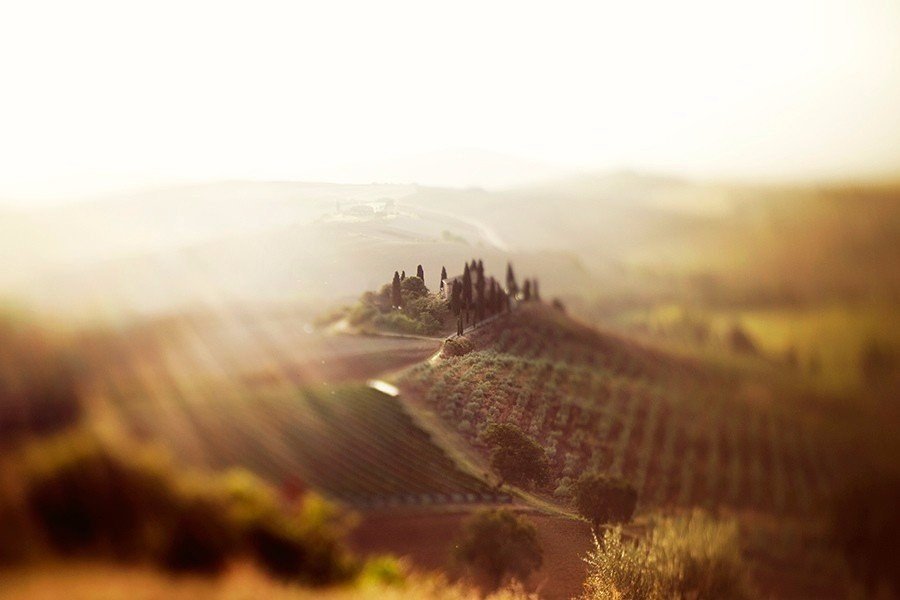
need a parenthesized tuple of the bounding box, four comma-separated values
(533, 279, 540, 301)
(441, 266, 447, 282)
(392, 271, 402, 308)
(450, 280, 461, 315)
(401, 270, 406, 281)
(475, 260, 486, 323)
(487, 278, 497, 316)
(417, 264, 424, 282)
(462, 263, 472, 324)
(523, 279, 532, 301)
(506, 262, 518, 299)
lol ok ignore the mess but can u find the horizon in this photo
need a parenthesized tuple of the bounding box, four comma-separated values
(4, 155, 900, 210)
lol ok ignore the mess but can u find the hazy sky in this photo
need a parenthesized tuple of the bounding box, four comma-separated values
(1, 0, 899, 203)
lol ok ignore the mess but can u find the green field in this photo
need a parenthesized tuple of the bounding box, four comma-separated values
(82, 310, 503, 507)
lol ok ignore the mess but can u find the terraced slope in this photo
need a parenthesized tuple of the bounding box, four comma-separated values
(82, 310, 502, 507)
(400, 303, 835, 514)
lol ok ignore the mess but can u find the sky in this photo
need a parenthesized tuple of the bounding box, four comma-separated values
(1, 0, 899, 204)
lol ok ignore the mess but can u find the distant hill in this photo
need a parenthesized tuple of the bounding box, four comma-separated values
(3, 175, 898, 317)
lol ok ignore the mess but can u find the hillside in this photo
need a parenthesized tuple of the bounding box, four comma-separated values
(400, 303, 835, 514)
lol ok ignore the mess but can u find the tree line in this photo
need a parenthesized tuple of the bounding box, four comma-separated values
(373, 260, 542, 337)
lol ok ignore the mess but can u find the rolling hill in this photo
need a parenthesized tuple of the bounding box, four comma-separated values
(400, 303, 836, 514)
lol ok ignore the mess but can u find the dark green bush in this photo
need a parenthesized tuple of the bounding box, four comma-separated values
(482, 423, 551, 488)
(453, 509, 542, 589)
(572, 472, 637, 531)
(4, 432, 357, 584)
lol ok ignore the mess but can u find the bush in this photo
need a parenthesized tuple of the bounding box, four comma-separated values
(373, 312, 427, 335)
(572, 472, 637, 531)
(3, 432, 357, 584)
(442, 336, 474, 358)
(400, 276, 429, 300)
(453, 509, 543, 589)
(582, 511, 750, 600)
(482, 423, 551, 489)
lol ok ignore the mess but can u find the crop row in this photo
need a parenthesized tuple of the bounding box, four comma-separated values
(402, 348, 835, 514)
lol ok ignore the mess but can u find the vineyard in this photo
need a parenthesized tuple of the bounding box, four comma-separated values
(400, 304, 837, 514)
(80, 309, 504, 507)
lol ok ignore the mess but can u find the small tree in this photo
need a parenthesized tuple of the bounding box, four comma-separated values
(462, 263, 473, 325)
(522, 280, 532, 301)
(391, 271, 402, 308)
(482, 423, 550, 488)
(450, 280, 461, 315)
(506, 262, 518, 298)
(475, 261, 486, 323)
(453, 509, 543, 589)
(572, 472, 637, 531)
(400, 270, 406, 281)
(441, 265, 447, 282)
(416, 264, 425, 283)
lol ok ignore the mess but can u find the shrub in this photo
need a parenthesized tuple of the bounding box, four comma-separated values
(453, 509, 543, 589)
(373, 312, 426, 335)
(442, 336, 474, 358)
(482, 423, 551, 488)
(572, 472, 637, 531)
(400, 276, 429, 300)
(3, 432, 357, 584)
(582, 511, 750, 600)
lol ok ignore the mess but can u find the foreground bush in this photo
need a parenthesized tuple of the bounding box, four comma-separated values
(1, 432, 356, 584)
(453, 509, 543, 589)
(582, 510, 750, 600)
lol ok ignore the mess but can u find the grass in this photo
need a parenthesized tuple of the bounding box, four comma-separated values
(581, 511, 751, 600)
